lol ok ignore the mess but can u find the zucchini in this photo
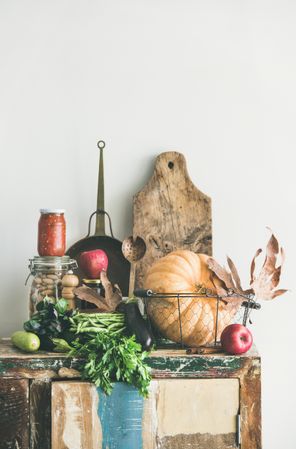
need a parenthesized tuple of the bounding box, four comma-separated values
(11, 331, 40, 352)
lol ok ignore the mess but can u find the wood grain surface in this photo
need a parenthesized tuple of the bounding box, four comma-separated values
(30, 380, 51, 449)
(51, 381, 101, 449)
(0, 378, 29, 449)
(131, 151, 212, 291)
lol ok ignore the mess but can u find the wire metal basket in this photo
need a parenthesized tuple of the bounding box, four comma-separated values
(134, 288, 260, 351)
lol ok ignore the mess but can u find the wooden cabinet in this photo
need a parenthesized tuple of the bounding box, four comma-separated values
(0, 340, 261, 449)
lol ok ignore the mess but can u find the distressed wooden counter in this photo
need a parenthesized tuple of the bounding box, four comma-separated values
(0, 339, 261, 449)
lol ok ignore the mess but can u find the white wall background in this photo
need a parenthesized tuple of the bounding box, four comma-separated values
(0, 0, 295, 447)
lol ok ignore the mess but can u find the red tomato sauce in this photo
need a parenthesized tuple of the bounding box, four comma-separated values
(38, 211, 66, 256)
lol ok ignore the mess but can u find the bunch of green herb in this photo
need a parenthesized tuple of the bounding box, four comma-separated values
(23, 297, 76, 350)
(70, 332, 151, 397)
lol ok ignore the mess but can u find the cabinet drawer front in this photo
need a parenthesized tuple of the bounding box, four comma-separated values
(51, 379, 239, 449)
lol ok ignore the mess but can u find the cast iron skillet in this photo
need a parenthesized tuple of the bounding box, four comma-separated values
(66, 141, 130, 296)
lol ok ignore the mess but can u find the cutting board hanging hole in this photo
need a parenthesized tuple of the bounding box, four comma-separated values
(168, 161, 174, 169)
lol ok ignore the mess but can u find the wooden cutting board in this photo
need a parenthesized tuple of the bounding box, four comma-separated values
(131, 151, 212, 290)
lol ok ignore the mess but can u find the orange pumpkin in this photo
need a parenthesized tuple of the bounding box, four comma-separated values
(144, 250, 241, 346)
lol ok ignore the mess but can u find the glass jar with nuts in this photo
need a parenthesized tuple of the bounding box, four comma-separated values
(28, 256, 78, 315)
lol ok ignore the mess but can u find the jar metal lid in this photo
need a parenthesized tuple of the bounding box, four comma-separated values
(40, 209, 65, 214)
(29, 256, 77, 272)
(82, 278, 102, 286)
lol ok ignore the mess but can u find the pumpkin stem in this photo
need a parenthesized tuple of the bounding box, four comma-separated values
(195, 284, 208, 295)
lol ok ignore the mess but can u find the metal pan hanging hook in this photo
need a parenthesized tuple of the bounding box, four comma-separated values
(97, 140, 105, 150)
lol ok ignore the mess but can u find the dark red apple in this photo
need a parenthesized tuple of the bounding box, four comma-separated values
(79, 249, 108, 279)
(221, 324, 253, 355)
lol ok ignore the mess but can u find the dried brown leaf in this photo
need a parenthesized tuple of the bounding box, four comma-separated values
(207, 257, 247, 307)
(264, 232, 279, 275)
(210, 274, 228, 296)
(250, 248, 262, 284)
(207, 257, 236, 291)
(250, 232, 287, 300)
(227, 256, 242, 291)
(100, 271, 122, 311)
(271, 289, 289, 299)
(74, 271, 123, 312)
(74, 287, 110, 312)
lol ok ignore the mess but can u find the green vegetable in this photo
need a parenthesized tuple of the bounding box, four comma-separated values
(22, 298, 152, 396)
(51, 338, 73, 352)
(23, 297, 76, 350)
(70, 312, 151, 396)
(11, 331, 40, 352)
(70, 332, 151, 397)
(69, 313, 126, 336)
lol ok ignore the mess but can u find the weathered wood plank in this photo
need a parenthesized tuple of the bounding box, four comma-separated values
(240, 358, 262, 449)
(0, 339, 260, 381)
(132, 151, 212, 291)
(97, 382, 144, 449)
(0, 378, 29, 449)
(145, 379, 239, 449)
(0, 352, 258, 380)
(0, 357, 82, 379)
(148, 352, 259, 379)
(51, 381, 101, 449)
(30, 380, 51, 449)
(0, 340, 82, 379)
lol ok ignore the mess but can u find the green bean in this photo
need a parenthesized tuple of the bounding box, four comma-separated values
(108, 322, 123, 330)
(77, 327, 109, 333)
(112, 327, 126, 335)
(69, 312, 126, 338)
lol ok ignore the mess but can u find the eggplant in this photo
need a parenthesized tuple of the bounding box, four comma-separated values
(124, 302, 154, 351)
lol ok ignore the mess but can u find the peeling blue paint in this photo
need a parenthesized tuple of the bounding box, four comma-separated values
(98, 383, 144, 449)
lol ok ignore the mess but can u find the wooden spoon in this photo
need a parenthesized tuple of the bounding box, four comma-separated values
(122, 236, 146, 262)
(122, 236, 146, 295)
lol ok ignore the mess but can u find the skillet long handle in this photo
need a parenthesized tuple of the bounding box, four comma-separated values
(87, 210, 114, 238)
(95, 141, 106, 236)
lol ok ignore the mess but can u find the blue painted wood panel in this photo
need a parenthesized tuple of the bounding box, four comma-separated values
(98, 383, 144, 449)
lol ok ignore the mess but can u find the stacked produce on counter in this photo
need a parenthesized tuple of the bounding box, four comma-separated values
(21, 262, 154, 396)
(19, 205, 152, 396)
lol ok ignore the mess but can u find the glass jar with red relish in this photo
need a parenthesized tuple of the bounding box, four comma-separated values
(38, 209, 66, 257)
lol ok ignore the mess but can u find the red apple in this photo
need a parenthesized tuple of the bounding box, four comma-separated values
(79, 249, 108, 279)
(220, 324, 253, 355)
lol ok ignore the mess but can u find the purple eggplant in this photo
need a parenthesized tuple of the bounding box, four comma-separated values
(124, 302, 154, 351)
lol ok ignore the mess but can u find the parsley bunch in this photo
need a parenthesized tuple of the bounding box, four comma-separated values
(71, 332, 151, 397)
